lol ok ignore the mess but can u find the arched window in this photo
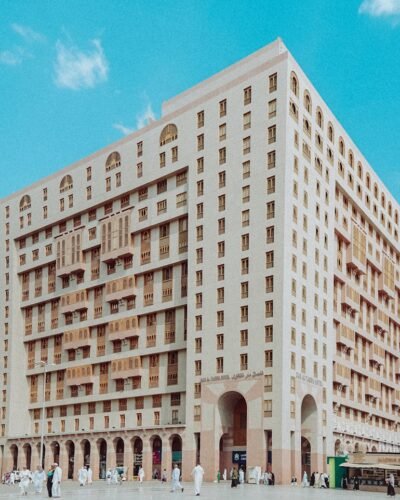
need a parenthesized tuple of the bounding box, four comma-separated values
(59, 175, 73, 193)
(339, 137, 345, 156)
(373, 183, 378, 199)
(381, 193, 386, 208)
(366, 173, 371, 189)
(160, 124, 178, 146)
(357, 162, 363, 179)
(105, 151, 121, 171)
(19, 194, 31, 212)
(303, 90, 312, 113)
(327, 122, 334, 142)
(290, 72, 299, 96)
(348, 150, 354, 168)
(388, 202, 392, 217)
(316, 107, 324, 129)
(395, 210, 399, 225)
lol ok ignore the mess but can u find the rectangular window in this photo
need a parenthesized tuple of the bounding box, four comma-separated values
(269, 73, 277, 92)
(137, 141, 143, 157)
(242, 160, 250, 179)
(267, 150, 276, 169)
(268, 125, 276, 144)
(197, 134, 204, 151)
(197, 110, 204, 128)
(219, 147, 226, 165)
(219, 99, 227, 117)
(243, 136, 250, 155)
(219, 123, 226, 141)
(243, 86, 252, 105)
(243, 111, 251, 130)
(268, 99, 277, 118)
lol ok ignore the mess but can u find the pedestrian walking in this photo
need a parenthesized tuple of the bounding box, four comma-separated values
(170, 464, 184, 493)
(46, 465, 54, 498)
(78, 466, 88, 486)
(32, 466, 45, 494)
(302, 471, 308, 487)
(51, 463, 62, 498)
(191, 463, 204, 496)
(387, 473, 396, 497)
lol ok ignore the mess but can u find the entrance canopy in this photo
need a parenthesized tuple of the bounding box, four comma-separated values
(340, 463, 400, 471)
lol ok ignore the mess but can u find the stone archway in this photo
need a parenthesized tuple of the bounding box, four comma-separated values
(170, 435, 182, 471)
(301, 437, 311, 476)
(97, 439, 107, 479)
(151, 435, 162, 478)
(334, 439, 342, 456)
(132, 437, 143, 477)
(301, 395, 318, 476)
(81, 439, 91, 466)
(217, 391, 247, 473)
(50, 441, 60, 464)
(10, 444, 18, 470)
(114, 438, 124, 467)
(23, 444, 31, 469)
(65, 440, 75, 479)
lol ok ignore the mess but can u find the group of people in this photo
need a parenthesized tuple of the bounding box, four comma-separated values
(77, 465, 93, 486)
(2, 463, 62, 497)
(308, 471, 330, 488)
(105, 467, 127, 484)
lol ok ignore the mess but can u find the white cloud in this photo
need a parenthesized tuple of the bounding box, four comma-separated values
(54, 39, 109, 90)
(11, 23, 45, 42)
(136, 103, 156, 129)
(359, 0, 400, 16)
(113, 123, 134, 136)
(0, 49, 23, 65)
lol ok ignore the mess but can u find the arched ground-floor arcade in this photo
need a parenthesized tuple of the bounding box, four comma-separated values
(4, 426, 185, 481)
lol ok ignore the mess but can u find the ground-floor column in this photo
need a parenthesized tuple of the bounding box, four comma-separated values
(90, 440, 99, 479)
(123, 438, 132, 479)
(161, 436, 171, 479)
(199, 429, 219, 482)
(142, 438, 152, 480)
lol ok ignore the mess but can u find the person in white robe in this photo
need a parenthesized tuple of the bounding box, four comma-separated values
(19, 467, 31, 496)
(78, 466, 88, 486)
(106, 469, 112, 485)
(112, 468, 119, 484)
(32, 466, 45, 494)
(302, 471, 308, 487)
(51, 463, 62, 498)
(86, 466, 93, 485)
(238, 468, 245, 484)
(191, 463, 204, 496)
(314, 472, 320, 488)
(223, 468, 227, 481)
(171, 464, 184, 493)
(10, 471, 15, 485)
(138, 466, 145, 483)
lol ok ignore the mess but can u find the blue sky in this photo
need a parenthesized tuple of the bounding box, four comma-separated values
(1, 0, 400, 200)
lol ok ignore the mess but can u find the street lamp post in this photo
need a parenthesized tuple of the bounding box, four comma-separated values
(36, 361, 55, 469)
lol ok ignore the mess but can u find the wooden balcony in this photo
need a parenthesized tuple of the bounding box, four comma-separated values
(341, 285, 360, 313)
(378, 274, 395, 300)
(333, 363, 350, 387)
(162, 279, 173, 303)
(336, 324, 355, 350)
(63, 327, 91, 350)
(346, 245, 366, 275)
(66, 364, 94, 386)
(60, 290, 88, 314)
(111, 356, 142, 379)
(108, 315, 139, 341)
(56, 259, 86, 278)
(373, 310, 389, 333)
(365, 379, 381, 399)
(105, 276, 135, 303)
(369, 344, 385, 367)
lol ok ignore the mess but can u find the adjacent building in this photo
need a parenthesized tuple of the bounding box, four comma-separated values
(0, 38, 399, 483)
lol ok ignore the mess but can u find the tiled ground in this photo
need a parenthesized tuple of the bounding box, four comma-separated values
(0, 480, 389, 498)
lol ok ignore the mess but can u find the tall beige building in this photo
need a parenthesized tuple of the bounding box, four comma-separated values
(1, 38, 400, 483)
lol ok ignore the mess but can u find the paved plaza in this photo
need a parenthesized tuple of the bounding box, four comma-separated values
(0, 481, 391, 499)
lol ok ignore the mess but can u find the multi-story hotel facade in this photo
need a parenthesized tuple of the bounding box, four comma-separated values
(1, 38, 400, 483)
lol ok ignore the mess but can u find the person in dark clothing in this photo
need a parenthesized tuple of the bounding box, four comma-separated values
(341, 476, 348, 489)
(310, 472, 315, 487)
(47, 466, 54, 498)
(387, 474, 396, 497)
(231, 468, 238, 488)
(271, 472, 275, 485)
(353, 475, 360, 490)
